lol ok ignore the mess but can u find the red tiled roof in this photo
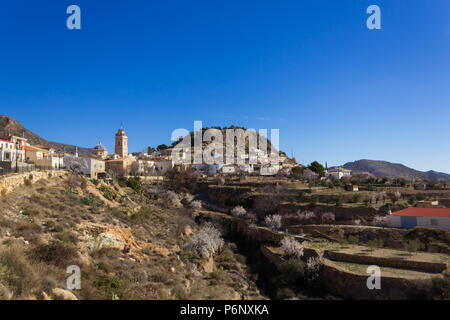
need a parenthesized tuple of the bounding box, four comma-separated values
(392, 207, 450, 218)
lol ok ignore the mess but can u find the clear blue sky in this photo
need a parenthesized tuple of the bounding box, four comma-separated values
(1, 1, 449, 173)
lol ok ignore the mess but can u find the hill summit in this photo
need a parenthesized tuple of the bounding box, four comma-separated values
(0, 115, 91, 157)
(342, 159, 450, 180)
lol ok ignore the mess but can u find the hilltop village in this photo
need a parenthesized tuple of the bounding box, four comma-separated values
(0, 126, 296, 179)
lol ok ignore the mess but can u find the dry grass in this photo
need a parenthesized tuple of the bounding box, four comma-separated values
(0, 174, 266, 300)
(304, 240, 450, 264)
(327, 259, 441, 280)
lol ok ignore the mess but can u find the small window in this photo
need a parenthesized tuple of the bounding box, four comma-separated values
(431, 219, 438, 226)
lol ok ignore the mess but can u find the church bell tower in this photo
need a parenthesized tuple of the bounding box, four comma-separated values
(115, 127, 128, 158)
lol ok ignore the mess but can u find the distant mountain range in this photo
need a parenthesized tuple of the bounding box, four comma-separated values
(340, 159, 450, 181)
(0, 115, 92, 157)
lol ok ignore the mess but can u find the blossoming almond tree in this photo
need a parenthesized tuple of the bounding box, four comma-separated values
(279, 237, 304, 259)
(184, 223, 224, 258)
(321, 212, 335, 224)
(264, 214, 282, 230)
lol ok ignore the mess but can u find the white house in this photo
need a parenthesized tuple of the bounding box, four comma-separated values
(387, 207, 450, 231)
(0, 139, 16, 162)
(325, 167, 352, 179)
(260, 164, 279, 176)
(221, 165, 236, 174)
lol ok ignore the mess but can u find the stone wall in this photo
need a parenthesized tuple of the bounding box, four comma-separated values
(260, 245, 285, 270)
(0, 171, 67, 196)
(206, 185, 252, 206)
(321, 263, 434, 300)
(260, 245, 321, 272)
(288, 224, 450, 253)
(325, 250, 448, 274)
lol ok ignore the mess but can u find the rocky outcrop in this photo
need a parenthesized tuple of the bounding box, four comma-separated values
(52, 288, 78, 300)
(85, 224, 140, 254)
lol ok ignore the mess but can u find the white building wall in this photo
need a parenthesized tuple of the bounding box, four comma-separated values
(387, 215, 450, 231)
(221, 166, 235, 173)
(416, 217, 450, 231)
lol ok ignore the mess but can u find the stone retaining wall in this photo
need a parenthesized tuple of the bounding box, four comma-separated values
(0, 171, 67, 196)
(325, 250, 448, 274)
(322, 263, 434, 299)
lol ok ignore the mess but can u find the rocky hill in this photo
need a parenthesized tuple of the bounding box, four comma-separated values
(0, 115, 91, 157)
(342, 159, 450, 180)
(170, 126, 295, 165)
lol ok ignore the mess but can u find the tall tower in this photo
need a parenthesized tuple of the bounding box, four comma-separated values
(115, 127, 128, 158)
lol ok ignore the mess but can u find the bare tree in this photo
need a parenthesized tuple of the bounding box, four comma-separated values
(130, 161, 140, 177)
(301, 169, 318, 182)
(64, 155, 88, 174)
(107, 166, 126, 181)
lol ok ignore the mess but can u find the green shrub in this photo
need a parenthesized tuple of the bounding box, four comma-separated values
(347, 235, 359, 244)
(403, 239, 424, 255)
(100, 186, 116, 200)
(408, 196, 417, 206)
(94, 275, 127, 300)
(238, 196, 254, 209)
(68, 188, 79, 195)
(272, 259, 306, 288)
(79, 195, 103, 206)
(367, 238, 384, 251)
(125, 178, 142, 194)
(119, 181, 127, 188)
(80, 195, 94, 206)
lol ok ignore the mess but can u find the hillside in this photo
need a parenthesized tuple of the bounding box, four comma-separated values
(342, 159, 450, 180)
(0, 115, 91, 157)
(0, 174, 264, 300)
